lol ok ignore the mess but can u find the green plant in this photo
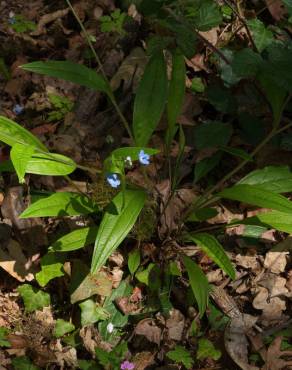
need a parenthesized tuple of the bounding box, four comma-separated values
(100, 9, 128, 35)
(47, 94, 74, 122)
(1, 0, 292, 336)
(9, 15, 36, 33)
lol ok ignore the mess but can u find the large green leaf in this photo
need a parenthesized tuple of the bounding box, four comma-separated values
(183, 256, 210, 317)
(247, 19, 274, 52)
(18, 284, 50, 312)
(231, 48, 262, 78)
(133, 52, 168, 146)
(25, 152, 76, 176)
(11, 143, 35, 183)
(20, 192, 99, 218)
(35, 253, 66, 287)
(191, 1, 222, 31)
(50, 227, 98, 252)
(167, 49, 186, 145)
(0, 116, 47, 150)
(91, 189, 146, 273)
(21, 61, 110, 94)
(219, 184, 292, 213)
(187, 233, 235, 279)
(194, 121, 233, 150)
(238, 166, 292, 193)
(230, 210, 292, 234)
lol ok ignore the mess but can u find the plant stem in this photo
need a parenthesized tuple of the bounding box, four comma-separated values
(65, 0, 134, 143)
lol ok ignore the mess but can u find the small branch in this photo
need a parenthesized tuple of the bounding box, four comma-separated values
(65, 0, 134, 143)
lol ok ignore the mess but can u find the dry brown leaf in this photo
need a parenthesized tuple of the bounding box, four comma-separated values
(236, 255, 260, 270)
(206, 269, 223, 283)
(265, 0, 287, 21)
(30, 8, 69, 36)
(263, 336, 292, 370)
(286, 270, 292, 292)
(133, 351, 155, 370)
(135, 318, 162, 345)
(200, 27, 219, 45)
(165, 309, 185, 341)
(258, 274, 289, 298)
(264, 252, 288, 273)
(252, 286, 286, 319)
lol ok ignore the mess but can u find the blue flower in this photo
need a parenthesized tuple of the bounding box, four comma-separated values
(106, 173, 120, 188)
(8, 17, 16, 25)
(13, 104, 24, 115)
(138, 150, 150, 165)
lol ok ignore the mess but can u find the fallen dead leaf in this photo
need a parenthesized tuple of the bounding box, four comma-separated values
(265, 0, 287, 21)
(252, 286, 286, 320)
(132, 351, 155, 370)
(135, 318, 162, 345)
(30, 8, 70, 36)
(236, 255, 260, 270)
(165, 309, 185, 341)
(264, 251, 288, 273)
(263, 336, 292, 370)
(258, 274, 289, 298)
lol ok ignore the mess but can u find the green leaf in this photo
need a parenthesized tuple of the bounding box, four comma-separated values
(12, 356, 40, 370)
(167, 49, 186, 145)
(187, 207, 218, 222)
(135, 263, 155, 286)
(207, 84, 237, 114)
(183, 256, 210, 317)
(187, 233, 235, 279)
(35, 253, 65, 287)
(238, 166, 292, 193)
(231, 48, 262, 78)
(133, 52, 168, 146)
(0, 327, 10, 347)
(79, 299, 110, 326)
(54, 319, 75, 338)
(230, 210, 292, 234)
(191, 1, 222, 31)
(18, 284, 50, 312)
(219, 146, 253, 161)
(25, 152, 76, 176)
(78, 360, 98, 370)
(219, 184, 292, 213)
(166, 345, 194, 369)
(49, 227, 98, 252)
(197, 338, 221, 361)
(111, 147, 159, 161)
(128, 249, 140, 275)
(194, 152, 222, 183)
(247, 19, 274, 52)
(194, 121, 233, 150)
(91, 189, 146, 273)
(11, 143, 35, 183)
(0, 116, 47, 150)
(20, 192, 98, 218)
(21, 61, 110, 95)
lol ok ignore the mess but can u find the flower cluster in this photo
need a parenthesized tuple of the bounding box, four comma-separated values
(120, 360, 135, 370)
(13, 104, 24, 115)
(106, 150, 151, 188)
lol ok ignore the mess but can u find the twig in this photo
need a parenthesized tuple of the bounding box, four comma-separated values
(65, 0, 134, 143)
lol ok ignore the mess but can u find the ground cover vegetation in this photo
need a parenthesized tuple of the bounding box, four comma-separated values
(0, 0, 292, 369)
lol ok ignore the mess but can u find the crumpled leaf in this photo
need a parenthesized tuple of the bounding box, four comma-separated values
(264, 336, 292, 370)
(135, 319, 161, 345)
(263, 251, 288, 273)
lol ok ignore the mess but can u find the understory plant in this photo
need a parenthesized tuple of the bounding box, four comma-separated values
(1, 0, 292, 367)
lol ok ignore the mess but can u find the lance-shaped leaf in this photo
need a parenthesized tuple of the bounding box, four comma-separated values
(10, 143, 35, 183)
(133, 52, 167, 146)
(20, 192, 99, 218)
(166, 49, 186, 145)
(187, 233, 235, 279)
(219, 184, 292, 214)
(26, 152, 76, 176)
(0, 115, 47, 150)
(49, 227, 98, 252)
(183, 256, 210, 317)
(91, 189, 146, 273)
(21, 61, 110, 95)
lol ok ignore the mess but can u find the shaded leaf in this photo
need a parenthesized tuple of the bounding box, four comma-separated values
(219, 184, 292, 213)
(21, 61, 110, 94)
(12, 356, 40, 370)
(197, 338, 221, 360)
(20, 192, 99, 218)
(49, 227, 98, 252)
(128, 249, 140, 275)
(166, 345, 194, 369)
(133, 52, 167, 146)
(183, 256, 210, 317)
(187, 207, 218, 222)
(79, 299, 110, 326)
(0, 116, 47, 150)
(91, 190, 146, 273)
(187, 233, 235, 279)
(194, 121, 232, 150)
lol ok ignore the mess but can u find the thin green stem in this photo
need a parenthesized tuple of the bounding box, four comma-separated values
(65, 0, 134, 143)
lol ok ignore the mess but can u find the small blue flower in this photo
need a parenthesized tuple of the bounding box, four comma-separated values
(13, 104, 24, 115)
(138, 150, 150, 165)
(8, 17, 16, 25)
(106, 173, 120, 188)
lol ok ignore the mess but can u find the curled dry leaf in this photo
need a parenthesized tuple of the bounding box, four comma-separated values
(135, 318, 162, 345)
(252, 286, 286, 320)
(132, 351, 155, 370)
(30, 8, 70, 36)
(236, 255, 260, 270)
(258, 274, 289, 298)
(264, 336, 292, 370)
(264, 251, 288, 273)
